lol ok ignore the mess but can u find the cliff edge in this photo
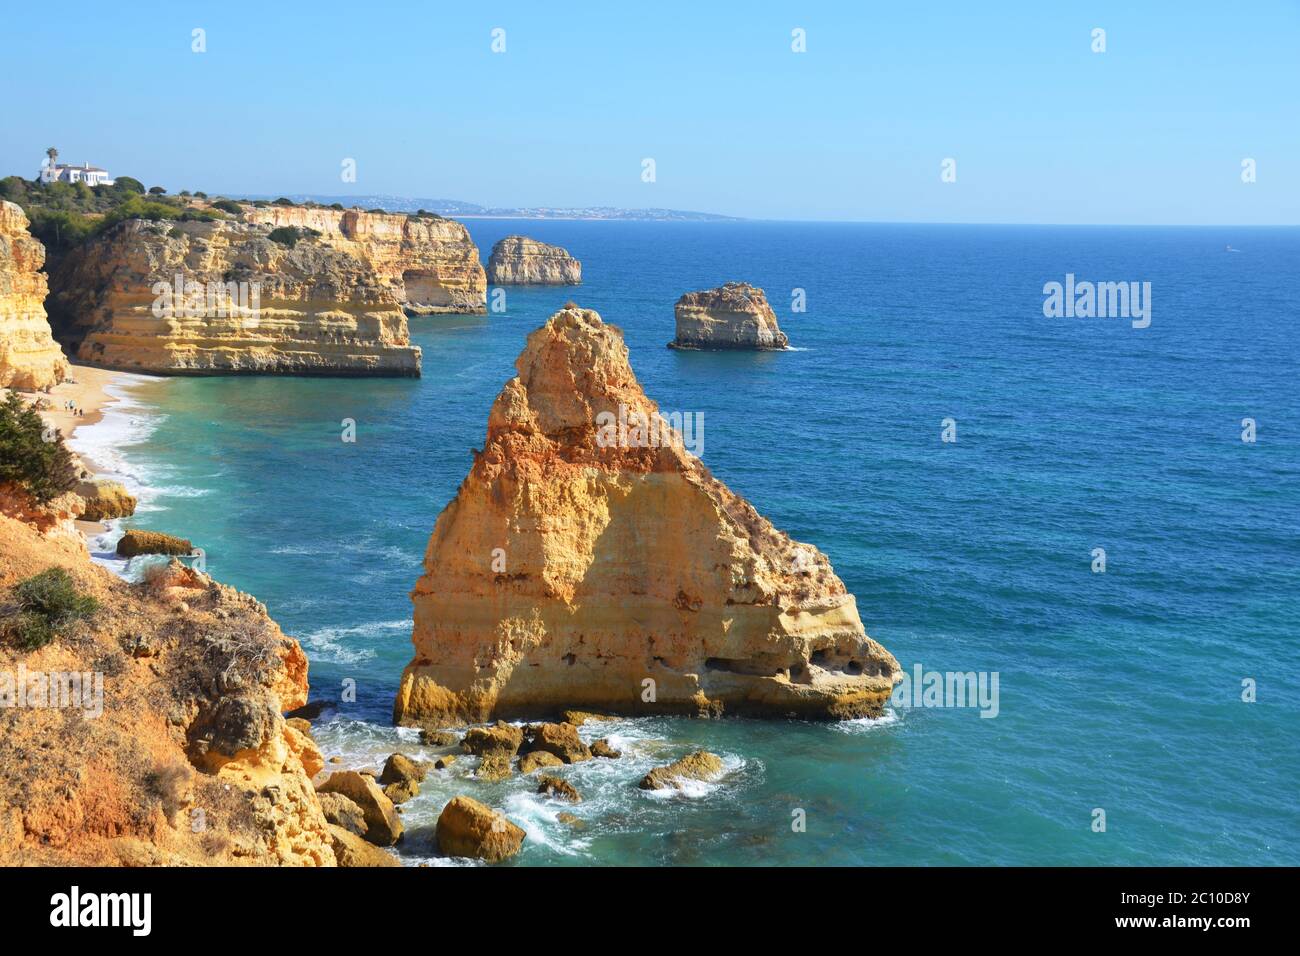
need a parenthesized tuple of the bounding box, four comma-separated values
(0, 201, 68, 390)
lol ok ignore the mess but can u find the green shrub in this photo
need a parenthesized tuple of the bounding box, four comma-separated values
(210, 199, 243, 214)
(0, 392, 78, 503)
(2, 568, 99, 649)
(272, 197, 295, 206)
(147, 186, 166, 195)
(267, 225, 320, 248)
(114, 176, 146, 194)
(328, 203, 344, 211)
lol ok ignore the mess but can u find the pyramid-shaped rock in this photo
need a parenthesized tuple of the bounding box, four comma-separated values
(393, 306, 899, 724)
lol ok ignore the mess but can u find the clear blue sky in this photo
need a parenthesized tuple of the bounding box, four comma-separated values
(3, 0, 1296, 223)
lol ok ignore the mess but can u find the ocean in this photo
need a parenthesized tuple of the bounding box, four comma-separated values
(72, 220, 1300, 866)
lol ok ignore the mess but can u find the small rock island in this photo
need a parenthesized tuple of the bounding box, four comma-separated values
(669, 281, 789, 350)
(486, 236, 582, 285)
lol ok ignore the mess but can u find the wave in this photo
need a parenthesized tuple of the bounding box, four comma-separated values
(831, 707, 901, 734)
(297, 618, 412, 664)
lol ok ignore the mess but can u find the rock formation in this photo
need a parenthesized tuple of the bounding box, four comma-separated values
(393, 305, 899, 726)
(669, 281, 789, 350)
(0, 509, 335, 865)
(75, 478, 136, 521)
(47, 205, 487, 377)
(486, 235, 581, 285)
(640, 751, 724, 790)
(116, 529, 192, 557)
(0, 201, 68, 390)
(241, 206, 487, 313)
(435, 796, 525, 862)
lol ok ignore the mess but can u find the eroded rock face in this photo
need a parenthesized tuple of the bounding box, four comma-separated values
(0, 511, 335, 865)
(393, 306, 899, 725)
(669, 282, 789, 350)
(0, 201, 68, 390)
(47, 204, 486, 376)
(242, 206, 487, 314)
(486, 236, 581, 285)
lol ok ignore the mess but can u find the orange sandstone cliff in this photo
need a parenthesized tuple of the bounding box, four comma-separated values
(47, 206, 485, 377)
(393, 305, 900, 725)
(0, 200, 68, 390)
(0, 499, 334, 865)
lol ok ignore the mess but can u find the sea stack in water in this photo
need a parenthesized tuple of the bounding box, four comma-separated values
(393, 305, 898, 726)
(487, 236, 582, 285)
(0, 201, 68, 390)
(669, 282, 789, 350)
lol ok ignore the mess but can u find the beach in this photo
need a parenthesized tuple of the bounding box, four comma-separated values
(34, 363, 148, 543)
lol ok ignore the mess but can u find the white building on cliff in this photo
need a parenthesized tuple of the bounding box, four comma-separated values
(38, 148, 115, 187)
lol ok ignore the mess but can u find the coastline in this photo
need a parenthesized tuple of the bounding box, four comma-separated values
(36, 362, 160, 552)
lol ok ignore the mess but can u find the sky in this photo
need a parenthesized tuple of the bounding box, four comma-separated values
(3, 0, 1297, 224)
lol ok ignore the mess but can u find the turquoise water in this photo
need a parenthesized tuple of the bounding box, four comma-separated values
(81, 221, 1300, 865)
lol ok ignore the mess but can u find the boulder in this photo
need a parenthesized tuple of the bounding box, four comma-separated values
(435, 796, 525, 862)
(561, 710, 615, 727)
(379, 753, 428, 786)
(524, 722, 591, 764)
(475, 753, 513, 781)
(434, 755, 457, 770)
(318, 792, 367, 836)
(419, 729, 460, 747)
(518, 751, 564, 775)
(75, 479, 137, 521)
(327, 824, 401, 867)
(316, 771, 403, 845)
(591, 738, 622, 759)
(116, 529, 193, 557)
(536, 776, 581, 802)
(639, 751, 726, 791)
(461, 721, 523, 757)
(383, 780, 419, 805)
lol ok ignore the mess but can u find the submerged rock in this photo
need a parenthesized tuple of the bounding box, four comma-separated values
(436, 796, 525, 862)
(420, 729, 460, 747)
(669, 282, 789, 350)
(487, 235, 581, 285)
(639, 751, 725, 791)
(590, 738, 622, 759)
(536, 776, 582, 802)
(393, 305, 900, 724)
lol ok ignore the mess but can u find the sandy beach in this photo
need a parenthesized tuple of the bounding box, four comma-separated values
(33, 363, 134, 538)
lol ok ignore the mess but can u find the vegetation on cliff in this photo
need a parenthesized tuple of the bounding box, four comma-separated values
(0, 392, 78, 503)
(0, 176, 222, 261)
(1, 566, 99, 650)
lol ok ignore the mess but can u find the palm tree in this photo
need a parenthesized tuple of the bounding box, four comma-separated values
(45, 146, 58, 169)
